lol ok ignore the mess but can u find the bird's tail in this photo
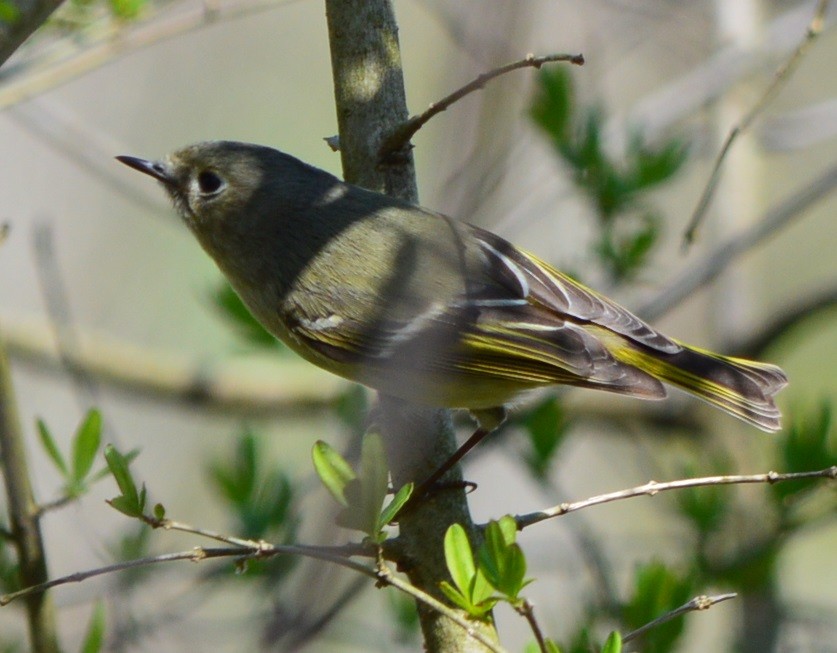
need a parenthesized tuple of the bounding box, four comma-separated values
(613, 342, 788, 432)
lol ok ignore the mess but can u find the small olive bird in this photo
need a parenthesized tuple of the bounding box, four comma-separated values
(118, 141, 787, 483)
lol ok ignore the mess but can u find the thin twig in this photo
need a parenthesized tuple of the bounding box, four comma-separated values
(378, 52, 584, 160)
(0, 540, 374, 606)
(515, 467, 837, 530)
(3, 311, 347, 414)
(639, 160, 837, 322)
(622, 593, 738, 644)
(0, 547, 238, 605)
(682, 0, 830, 247)
(516, 599, 548, 653)
(34, 494, 76, 516)
(141, 513, 373, 558)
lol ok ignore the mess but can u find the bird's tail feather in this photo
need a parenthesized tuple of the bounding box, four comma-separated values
(612, 342, 788, 432)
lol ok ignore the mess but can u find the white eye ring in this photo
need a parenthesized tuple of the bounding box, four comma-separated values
(195, 170, 225, 196)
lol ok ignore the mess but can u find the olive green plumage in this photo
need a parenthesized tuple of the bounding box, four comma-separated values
(117, 141, 787, 431)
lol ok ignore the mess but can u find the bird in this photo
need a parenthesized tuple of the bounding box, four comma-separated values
(117, 141, 787, 445)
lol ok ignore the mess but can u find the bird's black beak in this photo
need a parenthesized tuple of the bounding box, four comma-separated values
(116, 155, 174, 185)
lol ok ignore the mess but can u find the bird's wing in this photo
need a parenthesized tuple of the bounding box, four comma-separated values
(471, 228, 682, 354)
(284, 224, 668, 397)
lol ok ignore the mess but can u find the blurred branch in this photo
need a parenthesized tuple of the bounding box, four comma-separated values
(0, 0, 64, 68)
(0, 326, 60, 652)
(2, 311, 347, 413)
(682, 0, 830, 246)
(622, 593, 738, 645)
(639, 161, 837, 322)
(0, 0, 285, 109)
(33, 222, 102, 411)
(515, 467, 837, 530)
(378, 52, 584, 160)
(734, 285, 837, 358)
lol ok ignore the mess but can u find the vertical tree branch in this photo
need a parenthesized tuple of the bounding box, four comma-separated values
(323, 3, 498, 650)
(0, 329, 60, 653)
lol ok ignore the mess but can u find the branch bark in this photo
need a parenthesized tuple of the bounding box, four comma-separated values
(323, 2, 497, 651)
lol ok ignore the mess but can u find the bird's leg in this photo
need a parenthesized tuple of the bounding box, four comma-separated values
(408, 407, 507, 505)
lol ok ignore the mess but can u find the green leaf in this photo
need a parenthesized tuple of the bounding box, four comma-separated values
(104, 444, 139, 508)
(468, 568, 496, 608)
(108, 0, 144, 19)
(72, 409, 102, 483)
(312, 440, 356, 506)
(444, 524, 476, 598)
(545, 639, 563, 653)
(88, 449, 139, 484)
(80, 602, 105, 653)
(439, 580, 475, 613)
(36, 418, 68, 477)
(379, 482, 413, 526)
(629, 136, 688, 191)
(0, 0, 21, 24)
(479, 517, 528, 599)
(530, 67, 575, 146)
(620, 216, 658, 274)
(600, 632, 622, 653)
(108, 495, 141, 518)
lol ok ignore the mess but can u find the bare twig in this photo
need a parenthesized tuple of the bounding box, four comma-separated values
(516, 599, 548, 653)
(378, 52, 584, 160)
(515, 467, 837, 530)
(139, 511, 374, 558)
(639, 160, 837, 322)
(623, 593, 738, 644)
(0, 539, 375, 606)
(0, 547, 241, 605)
(682, 0, 830, 247)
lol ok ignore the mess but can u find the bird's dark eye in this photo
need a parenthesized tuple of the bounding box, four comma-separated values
(197, 170, 224, 194)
